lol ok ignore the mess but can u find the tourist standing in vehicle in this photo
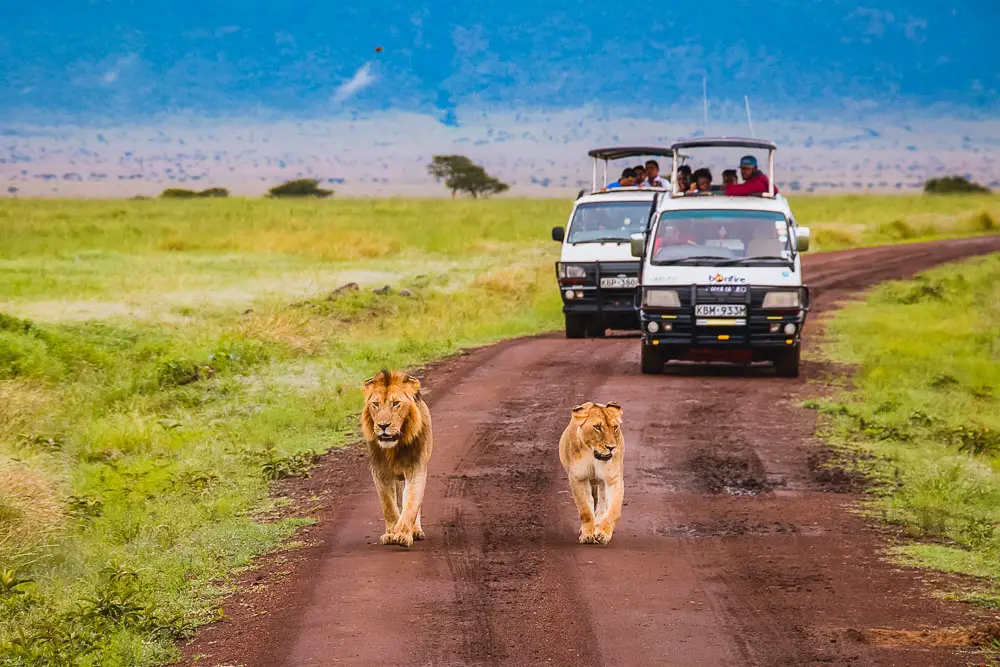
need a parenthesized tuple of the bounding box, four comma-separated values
(722, 169, 738, 186)
(645, 160, 670, 187)
(675, 165, 692, 192)
(633, 165, 647, 186)
(607, 168, 638, 189)
(725, 156, 779, 196)
(689, 168, 713, 193)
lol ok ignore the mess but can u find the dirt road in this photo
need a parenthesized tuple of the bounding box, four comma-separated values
(183, 236, 1000, 667)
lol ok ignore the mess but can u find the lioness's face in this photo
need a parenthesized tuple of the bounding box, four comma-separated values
(363, 372, 421, 449)
(572, 401, 623, 461)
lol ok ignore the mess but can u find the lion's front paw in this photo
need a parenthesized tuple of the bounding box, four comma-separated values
(390, 531, 414, 547)
(594, 521, 615, 544)
(579, 530, 598, 544)
(379, 527, 413, 547)
(412, 526, 426, 541)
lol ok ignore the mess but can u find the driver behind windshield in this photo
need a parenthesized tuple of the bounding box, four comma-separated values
(566, 201, 650, 243)
(652, 220, 698, 255)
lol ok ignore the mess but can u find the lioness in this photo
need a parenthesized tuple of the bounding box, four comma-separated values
(558, 401, 625, 544)
(361, 369, 433, 548)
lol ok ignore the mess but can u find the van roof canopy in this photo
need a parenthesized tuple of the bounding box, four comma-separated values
(669, 137, 777, 151)
(587, 146, 676, 161)
(669, 136, 778, 198)
(586, 146, 690, 193)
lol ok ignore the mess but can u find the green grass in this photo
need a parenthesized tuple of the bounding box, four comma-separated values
(0, 195, 997, 665)
(792, 193, 999, 250)
(809, 252, 1000, 606)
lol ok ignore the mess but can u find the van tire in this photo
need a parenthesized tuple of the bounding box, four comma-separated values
(565, 314, 588, 339)
(640, 345, 663, 375)
(774, 345, 801, 378)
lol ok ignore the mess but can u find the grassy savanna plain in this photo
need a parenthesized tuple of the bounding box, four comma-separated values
(0, 195, 997, 665)
(810, 252, 1000, 611)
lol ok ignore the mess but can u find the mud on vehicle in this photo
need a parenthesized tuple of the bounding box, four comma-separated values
(631, 137, 812, 377)
(551, 147, 685, 338)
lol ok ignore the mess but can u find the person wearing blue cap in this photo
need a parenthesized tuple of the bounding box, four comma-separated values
(725, 155, 778, 196)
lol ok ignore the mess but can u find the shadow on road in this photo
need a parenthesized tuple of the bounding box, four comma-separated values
(661, 362, 782, 379)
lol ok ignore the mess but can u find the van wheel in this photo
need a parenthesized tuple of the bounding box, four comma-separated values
(565, 314, 588, 339)
(641, 345, 663, 375)
(774, 345, 801, 378)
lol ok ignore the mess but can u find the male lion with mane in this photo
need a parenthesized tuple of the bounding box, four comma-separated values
(558, 401, 625, 544)
(361, 369, 433, 548)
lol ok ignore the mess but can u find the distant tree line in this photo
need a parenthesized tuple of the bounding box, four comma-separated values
(158, 179, 334, 199)
(265, 179, 333, 198)
(923, 175, 991, 195)
(160, 187, 231, 198)
(153, 158, 509, 201)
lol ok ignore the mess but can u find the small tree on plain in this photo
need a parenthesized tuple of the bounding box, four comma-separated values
(427, 155, 510, 199)
(267, 179, 333, 198)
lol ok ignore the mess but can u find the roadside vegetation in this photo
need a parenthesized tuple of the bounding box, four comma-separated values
(0, 195, 997, 665)
(808, 252, 1000, 607)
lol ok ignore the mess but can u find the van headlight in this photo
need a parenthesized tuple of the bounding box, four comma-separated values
(643, 289, 681, 308)
(558, 263, 587, 279)
(762, 291, 801, 308)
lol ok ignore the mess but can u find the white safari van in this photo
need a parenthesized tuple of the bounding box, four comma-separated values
(630, 137, 812, 376)
(551, 147, 681, 338)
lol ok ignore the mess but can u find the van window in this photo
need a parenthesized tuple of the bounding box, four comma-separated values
(650, 209, 792, 265)
(567, 201, 651, 244)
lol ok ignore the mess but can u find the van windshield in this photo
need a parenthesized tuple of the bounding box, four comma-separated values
(567, 201, 651, 244)
(649, 209, 792, 266)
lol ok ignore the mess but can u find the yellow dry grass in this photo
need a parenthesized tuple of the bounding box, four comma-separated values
(0, 459, 65, 566)
(0, 380, 55, 433)
(235, 309, 328, 354)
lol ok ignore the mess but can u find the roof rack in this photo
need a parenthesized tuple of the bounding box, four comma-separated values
(587, 146, 675, 161)
(669, 136, 778, 198)
(586, 146, 689, 193)
(669, 136, 777, 151)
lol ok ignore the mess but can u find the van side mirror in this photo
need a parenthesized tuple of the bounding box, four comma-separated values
(796, 226, 811, 252)
(552, 226, 565, 242)
(630, 233, 646, 258)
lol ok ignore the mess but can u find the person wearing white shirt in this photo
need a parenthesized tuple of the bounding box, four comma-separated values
(644, 159, 671, 187)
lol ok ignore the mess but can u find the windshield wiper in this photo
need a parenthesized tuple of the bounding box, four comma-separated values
(719, 255, 792, 265)
(572, 237, 630, 244)
(655, 255, 731, 265)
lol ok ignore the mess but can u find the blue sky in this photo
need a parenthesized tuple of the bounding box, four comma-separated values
(2, 0, 998, 124)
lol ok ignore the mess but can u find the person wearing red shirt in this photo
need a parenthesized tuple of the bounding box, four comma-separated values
(725, 155, 779, 196)
(652, 222, 698, 256)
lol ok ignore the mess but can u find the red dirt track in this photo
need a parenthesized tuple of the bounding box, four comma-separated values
(183, 236, 1000, 667)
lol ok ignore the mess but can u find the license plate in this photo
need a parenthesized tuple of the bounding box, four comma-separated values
(600, 276, 639, 289)
(695, 304, 747, 317)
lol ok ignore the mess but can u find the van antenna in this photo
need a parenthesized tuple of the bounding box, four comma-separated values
(744, 95, 756, 138)
(702, 76, 708, 132)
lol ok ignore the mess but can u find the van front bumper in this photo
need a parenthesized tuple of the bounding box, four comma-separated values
(639, 284, 810, 351)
